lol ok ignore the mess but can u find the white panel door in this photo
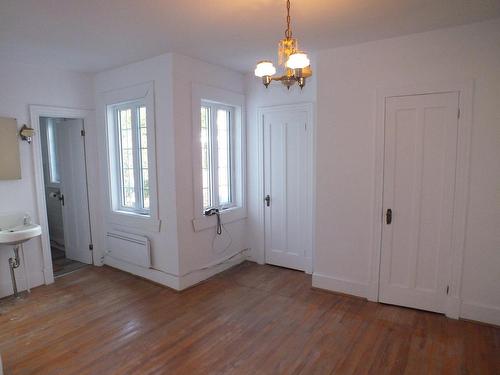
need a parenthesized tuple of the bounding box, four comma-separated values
(380, 92, 459, 313)
(264, 107, 312, 271)
(57, 119, 92, 264)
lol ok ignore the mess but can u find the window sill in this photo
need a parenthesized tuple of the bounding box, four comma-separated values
(107, 210, 161, 232)
(192, 206, 246, 232)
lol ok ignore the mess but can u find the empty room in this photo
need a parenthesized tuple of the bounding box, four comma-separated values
(0, 0, 499, 374)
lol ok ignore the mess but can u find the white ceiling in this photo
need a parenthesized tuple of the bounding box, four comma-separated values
(1, 0, 499, 74)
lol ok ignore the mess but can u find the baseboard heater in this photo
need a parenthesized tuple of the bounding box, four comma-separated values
(106, 231, 151, 268)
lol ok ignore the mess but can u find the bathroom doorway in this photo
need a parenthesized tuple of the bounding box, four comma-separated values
(39, 117, 93, 277)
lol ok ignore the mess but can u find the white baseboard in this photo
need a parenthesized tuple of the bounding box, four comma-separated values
(105, 250, 249, 292)
(460, 301, 500, 326)
(312, 272, 368, 298)
(304, 257, 313, 274)
(245, 253, 260, 264)
(312, 275, 498, 326)
(178, 252, 248, 290)
(366, 282, 379, 302)
(445, 296, 461, 319)
(246, 247, 264, 265)
(104, 256, 180, 290)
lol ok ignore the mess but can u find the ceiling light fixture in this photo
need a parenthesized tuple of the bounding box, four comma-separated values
(255, 0, 312, 90)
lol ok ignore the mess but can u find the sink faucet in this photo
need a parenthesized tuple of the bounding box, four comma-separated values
(23, 214, 31, 225)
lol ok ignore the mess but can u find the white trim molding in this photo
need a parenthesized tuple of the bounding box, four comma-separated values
(460, 301, 500, 327)
(29, 105, 100, 285)
(312, 273, 368, 299)
(104, 248, 250, 291)
(104, 256, 179, 290)
(369, 80, 474, 320)
(192, 206, 245, 232)
(177, 250, 250, 289)
(100, 81, 161, 233)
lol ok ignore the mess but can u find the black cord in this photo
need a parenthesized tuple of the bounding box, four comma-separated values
(215, 211, 222, 235)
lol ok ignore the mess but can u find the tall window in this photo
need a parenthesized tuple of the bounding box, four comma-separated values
(200, 101, 234, 211)
(112, 101, 149, 214)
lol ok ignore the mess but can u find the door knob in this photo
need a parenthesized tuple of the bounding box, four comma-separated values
(264, 195, 271, 207)
(386, 208, 392, 224)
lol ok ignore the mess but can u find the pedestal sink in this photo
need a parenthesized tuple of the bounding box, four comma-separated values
(0, 213, 42, 298)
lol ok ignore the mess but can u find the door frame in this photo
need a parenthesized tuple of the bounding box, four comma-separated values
(256, 103, 315, 274)
(369, 81, 474, 319)
(30, 105, 98, 285)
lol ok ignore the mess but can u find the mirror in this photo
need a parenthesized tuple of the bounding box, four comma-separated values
(0, 117, 22, 180)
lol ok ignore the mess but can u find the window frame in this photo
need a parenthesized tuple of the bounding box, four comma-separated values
(112, 101, 149, 215)
(103, 82, 160, 232)
(192, 84, 246, 232)
(201, 101, 236, 212)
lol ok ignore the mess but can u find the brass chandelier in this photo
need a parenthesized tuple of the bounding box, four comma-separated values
(255, 0, 312, 89)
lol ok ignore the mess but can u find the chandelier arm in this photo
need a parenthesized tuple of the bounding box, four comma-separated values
(272, 74, 297, 82)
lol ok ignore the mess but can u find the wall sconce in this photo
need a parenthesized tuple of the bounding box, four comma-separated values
(19, 124, 35, 144)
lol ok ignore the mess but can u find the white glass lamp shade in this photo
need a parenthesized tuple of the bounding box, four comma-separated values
(286, 52, 310, 69)
(255, 61, 276, 77)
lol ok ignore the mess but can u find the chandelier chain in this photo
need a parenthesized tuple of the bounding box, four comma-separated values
(285, 0, 292, 39)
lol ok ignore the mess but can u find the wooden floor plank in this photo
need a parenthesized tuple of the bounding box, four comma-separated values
(0, 262, 498, 375)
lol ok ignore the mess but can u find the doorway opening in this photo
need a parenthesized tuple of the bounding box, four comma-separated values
(39, 117, 93, 277)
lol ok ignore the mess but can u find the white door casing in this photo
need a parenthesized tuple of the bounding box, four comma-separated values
(30, 105, 98, 286)
(379, 92, 460, 313)
(263, 105, 313, 272)
(57, 119, 92, 264)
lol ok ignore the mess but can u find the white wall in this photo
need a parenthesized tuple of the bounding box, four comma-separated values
(94, 54, 181, 288)
(245, 67, 317, 264)
(94, 53, 249, 289)
(172, 54, 249, 288)
(313, 19, 500, 325)
(0, 60, 93, 298)
(2, 18, 497, 327)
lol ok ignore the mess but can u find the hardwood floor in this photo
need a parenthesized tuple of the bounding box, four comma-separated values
(0, 262, 498, 375)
